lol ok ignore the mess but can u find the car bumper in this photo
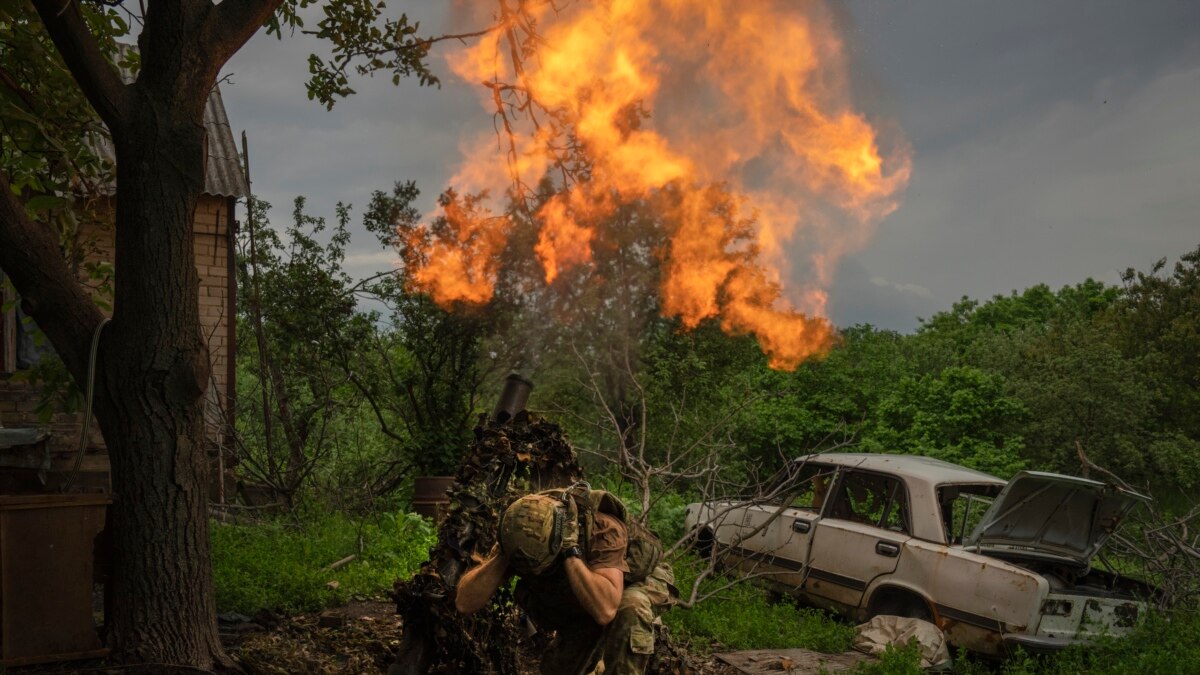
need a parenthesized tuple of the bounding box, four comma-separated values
(1001, 633, 1078, 654)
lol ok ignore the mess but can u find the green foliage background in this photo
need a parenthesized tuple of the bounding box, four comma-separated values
(221, 185, 1200, 669)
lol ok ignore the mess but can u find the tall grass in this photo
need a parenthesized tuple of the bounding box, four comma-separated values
(661, 554, 855, 653)
(211, 510, 435, 614)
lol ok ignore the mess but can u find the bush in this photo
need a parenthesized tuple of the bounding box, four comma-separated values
(211, 510, 435, 614)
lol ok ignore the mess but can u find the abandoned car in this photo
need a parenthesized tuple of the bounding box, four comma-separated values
(683, 453, 1154, 655)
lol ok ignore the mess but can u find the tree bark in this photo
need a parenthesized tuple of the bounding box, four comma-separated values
(7, 0, 285, 668)
(87, 82, 227, 667)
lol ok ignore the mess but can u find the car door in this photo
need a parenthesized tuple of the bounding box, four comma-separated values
(803, 469, 912, 610)
(769, 463, 839, 587)
(704, 498, 780, 574)
(728, 501, 788, 574)
(714, 462, 835, 578)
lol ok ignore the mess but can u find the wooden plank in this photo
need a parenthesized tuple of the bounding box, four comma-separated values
(714, 648, 873, 674)
(0, 281, 15, 374)
(0, 647, 109, 667)
(48, 451, 111, 473)
(0, 494, 111, 508)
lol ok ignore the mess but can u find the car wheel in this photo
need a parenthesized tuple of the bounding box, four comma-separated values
(868, 588, 933, 623)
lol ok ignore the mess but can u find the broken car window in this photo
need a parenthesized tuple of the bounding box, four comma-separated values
(938, 484, 1001, 545)
(787, 464, 838, 511)
(828, 470, 910, 534)
(762, 461, 837, 511)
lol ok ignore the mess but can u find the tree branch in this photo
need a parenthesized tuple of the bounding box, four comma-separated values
(32, 0, 129, 129)
(210, 0, 286, 68)
(0, 168, 104, 385)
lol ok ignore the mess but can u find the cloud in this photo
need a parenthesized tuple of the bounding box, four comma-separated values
(215, 1, 1200, 331)
(853, 32, 1200, 307)
(828, 257, 941, 332)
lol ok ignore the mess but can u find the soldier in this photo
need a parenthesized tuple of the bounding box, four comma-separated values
(456, 490, 675, 675)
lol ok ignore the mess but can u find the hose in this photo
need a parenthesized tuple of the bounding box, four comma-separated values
(63, 317, 109, 492)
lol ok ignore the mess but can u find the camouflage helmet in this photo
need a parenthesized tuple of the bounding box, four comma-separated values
(499, 493, 565, 576)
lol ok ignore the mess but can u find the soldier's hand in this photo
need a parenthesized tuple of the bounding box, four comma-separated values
(560, 497, 580, 551)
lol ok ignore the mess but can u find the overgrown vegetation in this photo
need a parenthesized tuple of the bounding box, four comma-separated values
(211, 511, 434, 615)
(661, 555, 856, 653)
(219, 191, 1200, 669)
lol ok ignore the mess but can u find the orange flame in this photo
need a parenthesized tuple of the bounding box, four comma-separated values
(408, 191, 508, 306)
(414, 0, 911, 369)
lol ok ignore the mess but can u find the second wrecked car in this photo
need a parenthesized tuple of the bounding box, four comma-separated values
(684, 453, 1155, 655)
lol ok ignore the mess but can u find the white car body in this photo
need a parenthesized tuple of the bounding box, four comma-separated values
(683, 453, 1153, 655)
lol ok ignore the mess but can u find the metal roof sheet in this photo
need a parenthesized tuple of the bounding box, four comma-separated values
(199, 85, 249, 198)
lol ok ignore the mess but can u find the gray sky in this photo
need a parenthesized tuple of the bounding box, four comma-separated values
(220, 1, 1200, 332)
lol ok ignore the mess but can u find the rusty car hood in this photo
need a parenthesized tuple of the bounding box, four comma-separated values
(963, 471, 1148, 565)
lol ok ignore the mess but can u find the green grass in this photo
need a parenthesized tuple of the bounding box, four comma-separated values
(660, 553, 1200, 674)
(661, 555, 855, 653)
(211, 510, 436, 615)
(209, 501, 1200, 675)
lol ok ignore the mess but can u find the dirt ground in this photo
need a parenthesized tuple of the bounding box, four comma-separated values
(4, 600, 856, 674)
(223, 600, 404, 674)
(222, 599, 742, 675)
(219, 600, 875, 675)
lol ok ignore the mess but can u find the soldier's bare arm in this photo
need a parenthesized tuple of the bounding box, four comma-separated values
(563, 559, 624, 625)
(455, 549, 511, 614)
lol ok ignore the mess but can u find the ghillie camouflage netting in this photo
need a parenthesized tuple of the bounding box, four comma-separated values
(388, 412, 695, 674)
(389, 411, 581, 674)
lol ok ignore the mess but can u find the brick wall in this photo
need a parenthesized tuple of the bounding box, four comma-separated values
(0, 195, 235, 457)
(194, 195, 233, 425)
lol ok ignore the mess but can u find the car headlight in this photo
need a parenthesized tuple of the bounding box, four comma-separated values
(1040, 599, 1073, 616)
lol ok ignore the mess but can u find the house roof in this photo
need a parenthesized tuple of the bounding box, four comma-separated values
(196, 85, 249, 198)
(95, 46, 249, 199)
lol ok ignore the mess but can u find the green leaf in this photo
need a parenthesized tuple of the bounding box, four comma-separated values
(25, 194, 68, 211)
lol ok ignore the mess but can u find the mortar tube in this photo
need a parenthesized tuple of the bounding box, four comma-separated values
(491, 373, 534, 424)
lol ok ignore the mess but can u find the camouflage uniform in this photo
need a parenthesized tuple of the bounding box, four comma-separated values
(515, 513, 675, 675)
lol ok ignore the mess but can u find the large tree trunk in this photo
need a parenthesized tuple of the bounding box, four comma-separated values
(1, 0, 285, 669)
(90, 88, 226, 667)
